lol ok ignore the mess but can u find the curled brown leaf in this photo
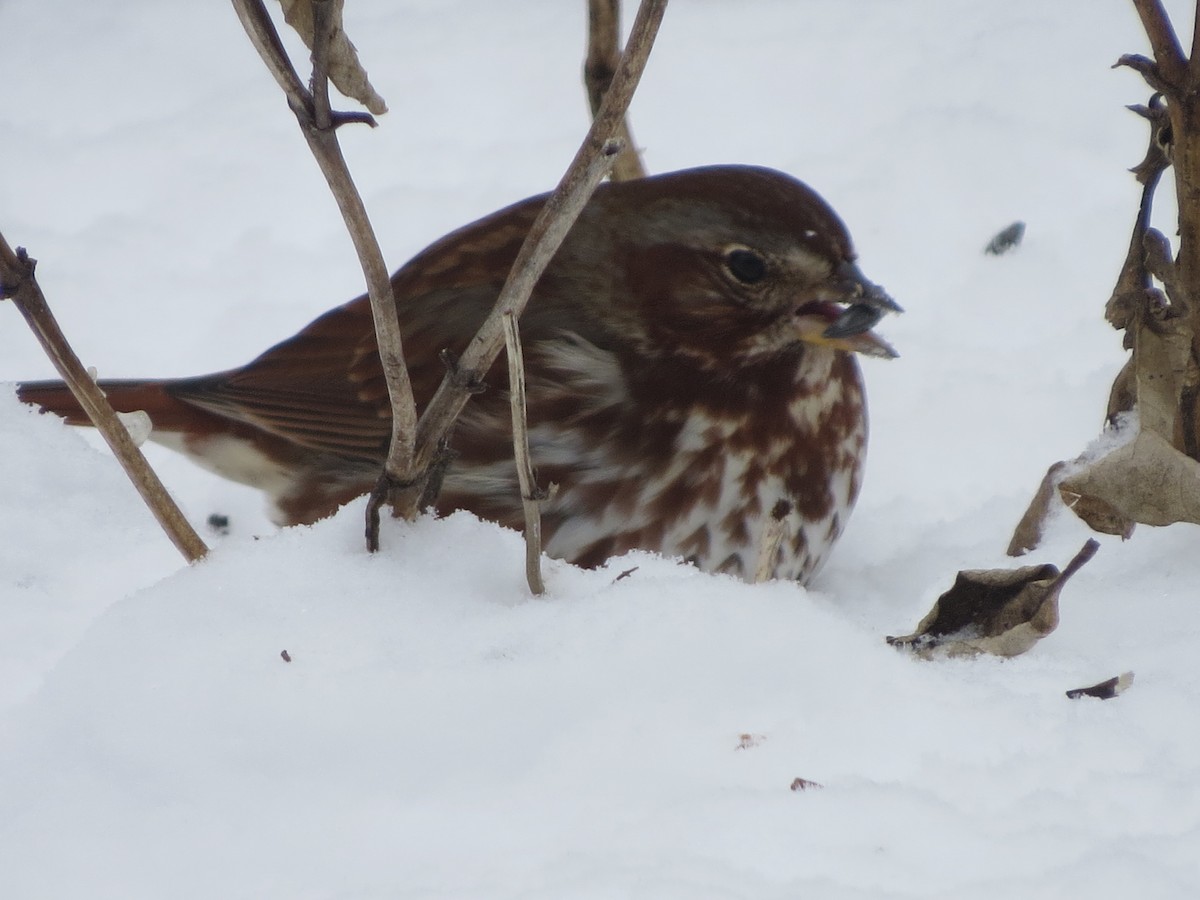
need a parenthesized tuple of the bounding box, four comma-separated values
(887, 540, 1099, 659)
(1066, 671, 1133, 700)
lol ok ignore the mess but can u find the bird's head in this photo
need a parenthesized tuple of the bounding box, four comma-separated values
(561, 165, 900, 369)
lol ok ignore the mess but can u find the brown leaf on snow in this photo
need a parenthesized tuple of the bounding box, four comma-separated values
(1007, 460, 1070, 556)
(1066, 671, 1134, 700)
(1059, 429, 1200, 528)
(1013, 273, 1200, 552)
(278, 0, 388, 115)
(887, 540, 1099, 659)
(789, 778, 823, 792)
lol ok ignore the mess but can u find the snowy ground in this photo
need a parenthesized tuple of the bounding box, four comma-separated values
(2, 1, 1199, 898)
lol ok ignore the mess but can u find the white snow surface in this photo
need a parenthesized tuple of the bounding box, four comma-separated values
(2, 1, 1199, 897)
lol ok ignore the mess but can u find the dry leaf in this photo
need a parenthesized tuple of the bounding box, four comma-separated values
(984, 221, 1025, 255)
(1059, 487, 1137, 538)
(789, 777, 823, 792)
(1066, 671, 1134, 700)
(735, 733, 765, 751)
(1007, 460, 1069, 556)
(1059, 430, 1200, 528)
(278, 0, 387, 115)
(1058, 248, 1200, 535)
(1132, 315, 1192, 439)
(887, 540, 1099, 659)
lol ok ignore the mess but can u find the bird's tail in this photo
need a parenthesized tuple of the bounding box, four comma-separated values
(16, 378, 204, 431)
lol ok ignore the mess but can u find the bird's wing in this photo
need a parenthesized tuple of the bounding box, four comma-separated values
(168, 298, 393, 459)
(168, 199, 548, 461)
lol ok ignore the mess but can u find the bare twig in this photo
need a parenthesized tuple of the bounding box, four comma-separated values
(1105, 99, 1171, 335)
(1131, 0, 1187, 86)
(230, 0, 419, 551)
(373, 0, 669, 540)
(234, 0, 666, 560)
(503, 311, 548, 594)
(310, 0, 335, 131)
(0, 234, 208, 563)
(1115, 53, 1174, 93)
(366, 139, 623, 546)
(277, 0, 388, 114)
(1052, 538, 1101, 587)
(230, 0, 309, 102)
(586, 0, 647, 181)
(1193, 5, 1200, 85)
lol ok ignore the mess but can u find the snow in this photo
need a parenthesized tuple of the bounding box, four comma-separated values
(2, 1, 1199, 897)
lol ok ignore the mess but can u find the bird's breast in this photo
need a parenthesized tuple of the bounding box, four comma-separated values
(535, 349, 868, 584)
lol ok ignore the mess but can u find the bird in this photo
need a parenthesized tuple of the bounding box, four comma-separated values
(18, 165, 899, 583)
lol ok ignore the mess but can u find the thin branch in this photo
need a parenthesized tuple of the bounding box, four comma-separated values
(230, 0, 310, 111)
(1045, 539, 1101, 594)
(503, 311, 547, 595)
(409, 139, 622, 465)
(1115, 53, 1174, 93)
(586, 0, 646, 181)
(1191, 1, 1200, 84)
(230, 0, 418, 550)
(0, 234, 208, 564)
(1106, 97, 1171, 332)
(373, 0, 669, 535)
(310, 0, 335, 131)
(1131, 0, 1187, 86)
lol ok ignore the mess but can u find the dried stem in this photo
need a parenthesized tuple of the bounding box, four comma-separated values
(392, 136, 620, 506)
(372, 0, 669, 541)
(1042, 539, 1101, 600)
(0, 234, 208, 563)
(234, 0, 666, 559)
(503, 311, 548, 594)
(1193, 4, 1200, 84)
(229, 0, 419, 550)
(1193, 4, 1200, 85)
(310, 0, 335, 131)
(230, 0, 309, 102)
(1132, 0, 1187, 86)
(586, 0, 647, 181)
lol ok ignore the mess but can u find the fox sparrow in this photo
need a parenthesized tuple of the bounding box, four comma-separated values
(18, 165, 899, 583)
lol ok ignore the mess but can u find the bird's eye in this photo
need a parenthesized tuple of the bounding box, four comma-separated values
(724, 248, 768, 284)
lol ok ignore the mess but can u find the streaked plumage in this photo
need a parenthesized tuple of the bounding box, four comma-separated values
(19, 165, 899, 582)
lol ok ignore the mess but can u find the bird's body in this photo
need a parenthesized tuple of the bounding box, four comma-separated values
(18, 166, 898, 583)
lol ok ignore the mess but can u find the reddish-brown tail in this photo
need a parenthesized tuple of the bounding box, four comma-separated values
(16, 379, 217, 433)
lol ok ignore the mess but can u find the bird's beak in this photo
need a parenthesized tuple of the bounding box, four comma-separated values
(794, 260, 901, 359)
